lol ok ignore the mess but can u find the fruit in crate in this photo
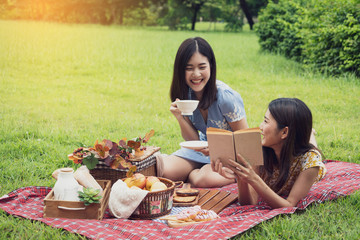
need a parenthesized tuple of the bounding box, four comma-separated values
(150, 181, 167, 192)
(124, 173, 146, 189)
(145, 176, 161, 190)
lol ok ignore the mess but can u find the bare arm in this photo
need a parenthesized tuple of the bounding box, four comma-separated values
(228, 117, 249, 131)
(228, 154, 319, 208)
(212, 159, 259, 205)
(236, 171, 259, 205)
(310, 128, 317, 148)
(281, 167, 319, 207)
(170, 100, 199, 141)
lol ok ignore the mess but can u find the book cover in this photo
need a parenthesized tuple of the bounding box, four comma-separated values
(207, 127, 263, 167)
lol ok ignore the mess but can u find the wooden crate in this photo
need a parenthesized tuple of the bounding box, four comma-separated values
(43, 180, 111, 220)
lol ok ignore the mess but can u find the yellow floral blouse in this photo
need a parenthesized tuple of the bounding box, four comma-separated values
(264, 149, 327, 196)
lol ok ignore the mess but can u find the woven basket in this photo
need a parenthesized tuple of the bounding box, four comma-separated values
(130, 177, 175, 219)
(90, 154, 157, 185)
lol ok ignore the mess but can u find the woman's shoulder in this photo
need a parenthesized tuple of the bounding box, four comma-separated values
(216, 80, 243, 102)
(305, 149, 322, 158)
(299, 149, 327, 182)
(216, 80, 235, 92)
(298, 149, 322, 163)
(213, 80, 246, 121)
(298, 149, 325, 171)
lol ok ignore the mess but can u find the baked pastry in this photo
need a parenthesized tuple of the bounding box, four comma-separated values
(173, 195, 197, 203)
(74, 166, 103, 196)
(176, 188, 199, 197)
(176, 205, 202, 221)
(175, 206, 219, 222)
(193, 209, 219, 222)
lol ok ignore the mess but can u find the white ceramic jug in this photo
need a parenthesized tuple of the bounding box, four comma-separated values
(53, 168, 81, 201)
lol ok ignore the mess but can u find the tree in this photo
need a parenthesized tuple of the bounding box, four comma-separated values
(160, 0, 191, 30)
(222, 0, 244, 32)
(183, 0, 206, 30)
(247, 0, 268, 17)
(200, 1, 223, 30)
(239, 0, 254, 30)
(105, 0, 144, 25)
(101, 0, 166, 25)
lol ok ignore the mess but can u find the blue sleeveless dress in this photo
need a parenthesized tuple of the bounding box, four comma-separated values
(172, 80, 246, 164)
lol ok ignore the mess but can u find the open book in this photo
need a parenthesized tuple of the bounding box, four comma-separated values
(206, 127, 263, 167)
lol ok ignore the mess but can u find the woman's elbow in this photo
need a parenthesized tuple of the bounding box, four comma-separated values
(273, 200, 298, 209)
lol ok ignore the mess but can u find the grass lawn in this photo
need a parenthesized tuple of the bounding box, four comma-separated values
(0, 20, 359, 239)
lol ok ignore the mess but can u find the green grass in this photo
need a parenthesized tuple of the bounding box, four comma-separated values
(0, 20, 359, 239)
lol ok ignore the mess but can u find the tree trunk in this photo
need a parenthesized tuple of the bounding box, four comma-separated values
(191, 4, 201, 31)
(239, 0, 254, 30)
(119, 8, 124, 25)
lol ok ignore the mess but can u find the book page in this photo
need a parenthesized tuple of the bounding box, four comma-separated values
(234, 127, 261, 134)
(206, 127, 232, 134)
(233, 130, 263, 166)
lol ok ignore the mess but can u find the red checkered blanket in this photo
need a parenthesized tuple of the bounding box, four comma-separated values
(1, 160, 360, 240)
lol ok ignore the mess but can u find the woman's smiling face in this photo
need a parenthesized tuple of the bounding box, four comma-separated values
(259, 109, 286, 152)
(185, 51, 211, 99)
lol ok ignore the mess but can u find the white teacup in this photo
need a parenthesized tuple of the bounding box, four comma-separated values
(176, 100, 199, 115)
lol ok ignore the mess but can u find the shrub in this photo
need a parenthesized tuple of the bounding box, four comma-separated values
(255, 0, 308, 61)
(256, 0, 360, 77)
(301, 0, 360, 76)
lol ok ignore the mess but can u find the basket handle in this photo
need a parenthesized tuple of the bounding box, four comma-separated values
(174, 181, 184, 188)
(58, 206, 86, 211)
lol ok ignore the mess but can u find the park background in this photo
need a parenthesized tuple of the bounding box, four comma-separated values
(1, 0, 359, 239)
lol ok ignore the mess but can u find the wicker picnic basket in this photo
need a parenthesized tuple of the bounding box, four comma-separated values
(129, 177, 175, 220)
(90, 146, 160, 185)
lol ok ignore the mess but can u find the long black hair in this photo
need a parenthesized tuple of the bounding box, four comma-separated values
(170, 37, 217, 109)
(262, 98, 316, 193)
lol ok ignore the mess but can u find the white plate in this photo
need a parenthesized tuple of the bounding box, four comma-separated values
(179, 141, 208, 150)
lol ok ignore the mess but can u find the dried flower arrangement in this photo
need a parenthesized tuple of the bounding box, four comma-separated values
(68, 129, 155, 173)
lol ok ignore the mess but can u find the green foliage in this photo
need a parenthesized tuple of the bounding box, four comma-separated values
(301, 0, 360, 76)
(0, 0, 161, 25)
(124, 2, 165, 26)
(256, 0, 360, 76)
(199, 1, 222, 22)
(222, 2, 244, 32)
(0, 0, 261, 31)
(158, 0, 191, 30)
(255, 0, 308, 61)
(83, 153, 99, 170)
(78, 188, 102, 206)
(246, 0, 268, 17)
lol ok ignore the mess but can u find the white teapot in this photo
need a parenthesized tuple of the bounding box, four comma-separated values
(53, 168, 81, 201)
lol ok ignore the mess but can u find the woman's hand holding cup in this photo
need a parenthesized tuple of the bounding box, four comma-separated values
(170, 99, 182, 119)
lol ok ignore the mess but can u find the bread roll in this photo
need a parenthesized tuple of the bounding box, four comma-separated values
(74, 166, 103, 196)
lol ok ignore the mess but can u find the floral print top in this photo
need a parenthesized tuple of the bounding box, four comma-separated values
(264, 149, 327, 196)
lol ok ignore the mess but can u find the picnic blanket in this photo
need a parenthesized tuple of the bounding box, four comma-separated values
(1, 160, 360, 240)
